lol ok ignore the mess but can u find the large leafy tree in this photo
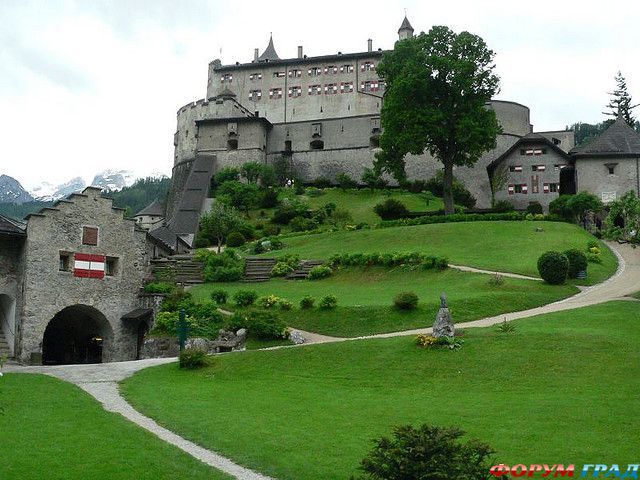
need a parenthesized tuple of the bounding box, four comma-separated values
(199, 202, 243, 252)
(604, 71, 638, 127)
(376, 26, 501, 214)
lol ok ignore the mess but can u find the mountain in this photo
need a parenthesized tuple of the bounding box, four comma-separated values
(31, 177, 87, 201)
(91, 169, 137, 192)
(0, 175, 34, 204)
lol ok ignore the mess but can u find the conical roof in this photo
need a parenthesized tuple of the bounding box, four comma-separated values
(571, 116, 640, 157)
(135, 198, 165, 217)
(257, 35, 280, 62)
(398, 16, 414, 33)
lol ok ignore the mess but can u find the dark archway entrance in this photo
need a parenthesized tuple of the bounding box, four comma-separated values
(42, 305, 113, 365)
(559, 166, 576, 195)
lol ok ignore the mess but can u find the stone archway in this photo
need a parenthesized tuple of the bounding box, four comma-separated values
(0, 294, 16, 356)
(42, 305, 113, 365)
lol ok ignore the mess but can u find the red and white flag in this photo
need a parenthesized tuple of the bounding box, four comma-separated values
(74, 253, 105, 279)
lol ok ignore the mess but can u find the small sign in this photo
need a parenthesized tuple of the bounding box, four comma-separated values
(601, 192, 617, 203)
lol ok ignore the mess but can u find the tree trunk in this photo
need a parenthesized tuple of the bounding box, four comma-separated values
(443, 161, 455, 215)
(217, 237, 222, 254)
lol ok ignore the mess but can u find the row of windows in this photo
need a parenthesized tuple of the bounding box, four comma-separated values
(249, 81, 382, 101)
(221, 63, 375, 83)
(509, 164, 568, 172)
(508, 183, 559, 194)
(519, 148, 548, 156)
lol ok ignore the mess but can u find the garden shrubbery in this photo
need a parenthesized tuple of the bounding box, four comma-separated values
(319, 295, 338, 310)
(329, 252, 448, 270)
(379, 211, 533, 228)
(179, 348, 210, 369)
(308, 265, 333, 280)
(394, 292, 419, 310)
(233, 290, 258, 307)
(425, 171, 477, 208)
(537, 251, 569, 285)
(526, 201, 544, 215)
(210, 289, 228, 305)
(226, 231, 246, 247)
(228, 310, 289, 339)
(300, 296, 315, 309)
(563, 248, 588, 278)
(143, 282, 174, 294)
(373, 198, 409, 220)
(194, 248, 245, 282)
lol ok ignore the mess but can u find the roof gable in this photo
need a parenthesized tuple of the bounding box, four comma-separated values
(487, 133, 570, 172)
(571, 117, 640, 157)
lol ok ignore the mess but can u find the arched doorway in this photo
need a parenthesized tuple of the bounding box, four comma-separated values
(42, 305, 113, 365)
(559, 166, 576, 195)
(0, 294, 16, 357)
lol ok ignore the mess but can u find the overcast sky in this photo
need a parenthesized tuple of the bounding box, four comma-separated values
(1, 0, 639, 188)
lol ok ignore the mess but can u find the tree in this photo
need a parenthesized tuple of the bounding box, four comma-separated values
(604, 191, 640, 243)
(604, 71, 638, 127)
(361, 168, 387, 190)
(216, 181, 260, 215)
(376, 26, 501, 215)
(199, 203, 243, 253)
(356, 424, 495, 480)
(489, 163, 509, 208)
(567, 191, 603, 225)
(240, 162, 263, 184)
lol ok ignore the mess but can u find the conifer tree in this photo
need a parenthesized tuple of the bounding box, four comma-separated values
(604, 71, 638, 127)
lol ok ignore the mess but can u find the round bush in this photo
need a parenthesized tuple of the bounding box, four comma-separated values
(374, 198, 409, 220)
(526, 201, 544, 215)
(308, 265, 332, 280)
(319, 294, 338, 310)
(537, 251, 569, 285)
(179, 348, 209, 369)
(563, 248, 588, 278)
(394, 291, 419, 310)
(226, 231, 246, 247)
(210, 289, 228, 305)
(300, 296, 315, 309)
(228, 310, 289, 339)
(271, 261, 294, 277)
(233, 290, 258, 307)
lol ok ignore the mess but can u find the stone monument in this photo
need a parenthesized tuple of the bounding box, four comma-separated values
(432, 292, 455, 338)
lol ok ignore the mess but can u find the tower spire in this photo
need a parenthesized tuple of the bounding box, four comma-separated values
(398, 15, 414, 40)
(257, 34, 280, 62)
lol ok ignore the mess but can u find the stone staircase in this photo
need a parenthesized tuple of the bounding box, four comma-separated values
(243, 258, 277, 282)
(286, 260, 325, 280)
(152, 254, 205, 285)
(0, 332, 11, 359)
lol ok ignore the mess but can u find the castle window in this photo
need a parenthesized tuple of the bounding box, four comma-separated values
(273, 71, 286, 78)
(324, 65, 338, 74)
(310, 139, 324, 150)
(220, 73, 233, 83)
(605, 163, 618, 175)
(361, 80, 380, 92)
(361, 62, 375, 72)
(249, 72, 263, 80)
(268, 88, 283, 99)
(308, 84, 322, 95)
(340, 82, 354, 93)
(508, 184, 527, 194)
(288, 86, 302, 98)
(531, 165, 546, 171)
(340, 64, 354, 73)
(227, 138, 238, 150)
(289, 69, 302, 78)
(284, 140, 292, 152)
(82, 226, 99, 246)
(59, 252, 71, 272)
(105, 257, 118, 276)
(522, 148, 546, 156)
(543, 183, 559, 193)
(249, 90, 262, 101)
(311, 123, 322, 137)
(308, 67, 322, 76)
(324, 83, 338, 95)
(509, 165, 523, 173)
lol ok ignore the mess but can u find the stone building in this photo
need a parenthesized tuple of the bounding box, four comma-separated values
(134, 198, 165, 230)
(161, 16, 576, 244)
(0, 187, 154, 364)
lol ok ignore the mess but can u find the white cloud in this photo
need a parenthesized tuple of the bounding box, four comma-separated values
(1, 0, 640, 186)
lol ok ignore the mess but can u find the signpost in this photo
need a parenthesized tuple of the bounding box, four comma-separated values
(177, 309, 188, 351)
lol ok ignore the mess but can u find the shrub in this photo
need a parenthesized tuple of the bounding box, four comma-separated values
(563, 248, 588, 278)
(308, 265, 332, 280)
(493, 199, 515, 212)
(425, 171, 477, 208)
(497, 319, 515, 333)
(143, 282, 174, 294)
(537, 251, 569, 285)
(526, 201, 544, 215)
(271, 261, 295, 277)
(356, 424, 495, 480)
(233, 290, 258, 307)
(336, 173, 358, 189)
(278, 299, 293, 311)
(179, 348, 209, 369)
(212, 166, 240, 187)
(415, 334, 438, 347)
(587, 252, 603, 264)
(259, 188, 280, 208)
(394, 292, 419, 310)
(210, 289, 228, 305)
(307, 187, 326, 197)
(226, 231, 246, 247)
(361, 167, 388, 189)
(290, 216, 318, 232)
(313, 177, 333, 188)
(256, 295, 281, 309)
(262, 224, 280, 237)
(374, 198, 409, 220)
(300, 296, 315, 309)
(329, 252, 449, 271)
(201, 249, 245, 282)
(228, 310, 289, 339)
(319, 295, 338, 309)
(323, 202, 337, 216)
(152, 308, 224, 339)
(272, 200, 309, 225)
(487, 273, 505, 287)
(205, 265, 243, 282)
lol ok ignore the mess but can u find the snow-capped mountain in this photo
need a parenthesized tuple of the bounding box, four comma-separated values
(91, 169, 137, 192)
(30, 177, 87, 202)
(0, 175, 34, 204)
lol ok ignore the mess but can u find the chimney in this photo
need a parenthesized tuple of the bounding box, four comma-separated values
(254, 48, 259, 62)
(367, 39, 373, 52)
(298, 46, 303, 59)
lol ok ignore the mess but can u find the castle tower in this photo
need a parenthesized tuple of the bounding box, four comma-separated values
(257, 34, 280, 62)
(398, 16, 414, 40)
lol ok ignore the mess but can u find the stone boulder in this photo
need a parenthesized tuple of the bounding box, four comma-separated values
(432, 293, 455, 338)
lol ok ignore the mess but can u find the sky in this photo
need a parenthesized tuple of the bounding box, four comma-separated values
(1, 0, 639, 188)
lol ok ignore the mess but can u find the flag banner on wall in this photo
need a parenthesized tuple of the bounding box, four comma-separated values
(74, 253, 105, 279)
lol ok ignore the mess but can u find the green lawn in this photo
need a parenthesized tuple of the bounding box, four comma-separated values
(264, 221, 616, 284)
(247, 188, 443, 228)
(192, 268, 578, 337)
(0, 374, 229, 480)
(122, 301, 640, 480)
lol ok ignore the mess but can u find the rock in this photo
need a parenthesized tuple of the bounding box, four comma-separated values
(289, 330, 305, 345)
(186, 337, 209, 351)
(432, 292, 455, 338)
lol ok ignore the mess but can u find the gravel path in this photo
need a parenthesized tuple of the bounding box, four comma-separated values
(4, 241, 637, 480)
(448, 264, 541, 281)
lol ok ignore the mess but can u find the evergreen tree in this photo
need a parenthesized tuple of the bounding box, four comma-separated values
(604, 71, 638, 127)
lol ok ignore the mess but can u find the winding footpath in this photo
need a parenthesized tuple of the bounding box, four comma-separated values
(5, 241, 640, 480)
